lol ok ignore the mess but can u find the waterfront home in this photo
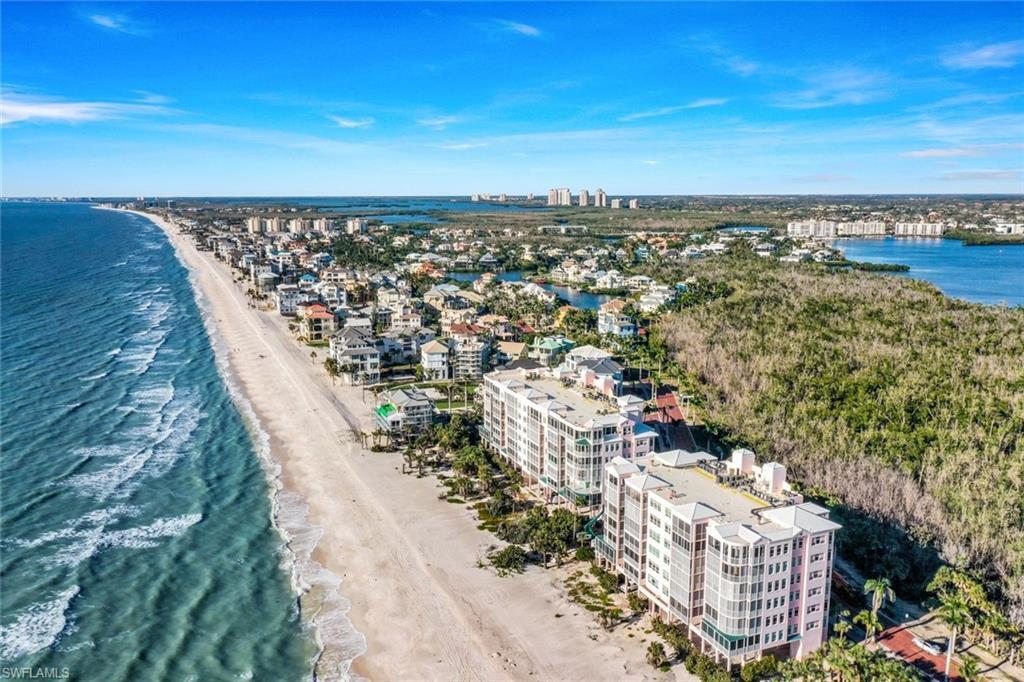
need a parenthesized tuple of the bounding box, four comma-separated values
(528, 335, 575, 366)
(296, 303, 338, 343)
(598, 299, 637, 337)
(275, 283, 305, 316)
(596, 270, 626, 290)
(329, 327, 381, 384)
(596, 449, 839, 668)
(420, 339, 452, 380)
(480, 366, 656, 506)
(375, 388, 433, 442)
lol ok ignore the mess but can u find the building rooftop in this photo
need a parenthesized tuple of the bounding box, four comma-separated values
(639, 456, 781, 529)
(487, 368, 626, 428)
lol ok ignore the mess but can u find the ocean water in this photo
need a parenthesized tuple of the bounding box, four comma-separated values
(832, 236, 1024, 306)
(0, 203, 316, 679)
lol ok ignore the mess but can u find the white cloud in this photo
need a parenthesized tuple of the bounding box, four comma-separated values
(328, 115, 375, 129)
(132, 91, 172, 105)
(437, 142, 488, 150)
(900, 148, 981, 158)
(88, 14, 147, 36)
(939, 169, 1021, 181)
(497, 20, 541, 37)
(942, 41, 1024, 70)
(642, 160, 660, 166)
(620, 98, 728, 121)
(1, 91, 172, 126)
(686, 38, 760, 76)
(417, 115, 462, 130)
(772, 67, 890, 109)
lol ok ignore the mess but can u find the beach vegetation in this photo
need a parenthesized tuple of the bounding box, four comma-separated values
(488, 544, 528, 577)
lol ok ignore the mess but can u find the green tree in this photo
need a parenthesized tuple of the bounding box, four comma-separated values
(864, 576, 896, 619)
(627, 591, 649, 617)
(489, 545, 527, 577)
(646, 641, 666, 668)
(959, 656, 981, 682)
(854, 609, 882, 643)
(938, 594, 970, 681)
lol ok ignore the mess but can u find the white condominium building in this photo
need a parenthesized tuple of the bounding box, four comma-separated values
(597, 449, 840, 669)
(786, 221, 837, 238)
(579, 189, 590, 207)
(835, 221, 885, 236)
(346, 218, 368, 235)
(594, 188, 608, 208)
(246, 216, 264, 234)
(480, 366, 657, 505)
(894, 222, 944, 237)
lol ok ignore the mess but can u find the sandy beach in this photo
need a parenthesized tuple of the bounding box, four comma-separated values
(129, 209, 687, 682)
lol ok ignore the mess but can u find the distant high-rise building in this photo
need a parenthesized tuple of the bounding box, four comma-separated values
(346, 218, 368, 235)
(547, 189, 558, 206)
(557, 188, 572, 206)
(499, 193, 508, 202)
(246, 216, 264, 234)
(610, 198, 622, 209)
(265, 217, 284, 233)
(579, 189, 590, 207)
(527, 192, 535, 201)
(628, 199, 639, 209)
(313, 217, 334, 232)
(594, 188, 608, 208)
(471, 193, 481, 202)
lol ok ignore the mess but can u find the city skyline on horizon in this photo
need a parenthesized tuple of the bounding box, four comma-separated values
(2, 2, 1023, 196)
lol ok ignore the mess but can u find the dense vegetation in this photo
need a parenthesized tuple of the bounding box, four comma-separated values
(653, 254, 1024, 624)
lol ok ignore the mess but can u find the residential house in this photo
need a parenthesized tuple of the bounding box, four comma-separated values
(598, 299, 637, 337)
(375, 388, 434, 441)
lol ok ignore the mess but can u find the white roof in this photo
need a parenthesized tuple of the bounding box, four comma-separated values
(759, 503, 841, 533)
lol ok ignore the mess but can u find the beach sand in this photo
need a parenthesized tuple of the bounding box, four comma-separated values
(131, 210, 689, 682)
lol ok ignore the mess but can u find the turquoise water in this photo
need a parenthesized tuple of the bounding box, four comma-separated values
(832, 237, 1024, 306)
(0, 203, 315, 679)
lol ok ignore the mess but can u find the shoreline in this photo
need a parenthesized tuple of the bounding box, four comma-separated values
(120, 209, 679, 681)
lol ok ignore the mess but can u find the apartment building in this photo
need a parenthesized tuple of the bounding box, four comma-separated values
(786, 221, 838, 238)
(480, 366, 656, 506)
(597, 449, 840, 668)
(894, 222, 944, 237)
(835, 221, 885, 236)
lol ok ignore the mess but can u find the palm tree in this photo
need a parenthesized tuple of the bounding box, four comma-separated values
(646, 641, 666, 668)
(959, 656, 981, 682)
(864, 576, 896, 620)
(938, 595, 970, 681)
(854, 609, 882, 644)
(834, 610, 853, 641)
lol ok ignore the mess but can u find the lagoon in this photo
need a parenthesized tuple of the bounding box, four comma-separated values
(446, 271, 614, 310)
(832, 237, 1023, 306)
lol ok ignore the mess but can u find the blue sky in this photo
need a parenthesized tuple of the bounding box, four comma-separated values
(2, 2, 1022, 196)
